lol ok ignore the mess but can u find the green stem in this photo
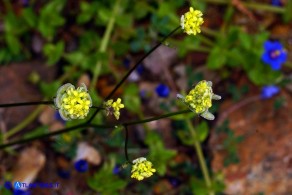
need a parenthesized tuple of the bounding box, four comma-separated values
(4, 105, 44, 139)
(205, 0, 284, 13)
(0, 101, 53, 107)
(123, 109, 191, 126)
(201, 27, 220, 37)
(0, 123, 111, 149)
(186, 119, 213, 195)
(90, 0, 121, 90)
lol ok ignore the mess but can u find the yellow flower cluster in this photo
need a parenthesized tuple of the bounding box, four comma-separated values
(54, 83, 92, 120)
(131, 157, 156, 181)
(180, 7, 204, 36)
(104, 98, 124, 120)
(177, 80, 221, 120)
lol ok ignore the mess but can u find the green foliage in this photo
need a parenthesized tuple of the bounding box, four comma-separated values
(177, 121, 209, 145)
(43, 41, 65, 65)
(122, 83, 141, 114)
(283, 0, 292, 22)
(39, 81, 61, 98)
(87, 159, 127, 194)
(23, 126, 49, 139)
(145, 132, 176, 175)
(207, 27, 280, 85)
(37, 0, 66, 40)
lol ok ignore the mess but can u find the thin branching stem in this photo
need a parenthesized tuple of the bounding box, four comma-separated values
(0, 101, 53, 107)
(0, 109, 191, 149)
(86, 25, 181, 124)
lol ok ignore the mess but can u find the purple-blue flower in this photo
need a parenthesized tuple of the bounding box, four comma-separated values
(4, 181, 13, 190)
(155, 84, 170, 98)
(54, 111, 66, 124)
(261, 40, 287, 70)
(271, 0, 282, 6)
(74, 159, 89, 173)
(261, 85, 280, 99)
(113, 164, 120, 175)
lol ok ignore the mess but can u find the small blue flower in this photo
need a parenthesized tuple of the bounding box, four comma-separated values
(261, 40, 287, 70)
(123, 58, 131, 68)
(54, 111, 66, 124)
(4, 181, 12, 190)
(271, 0, 282, 6)
(261, 85, 280, 99)
(168, 177, 181, 187)
(113, 164, 120, 175)
(57, 169, 71, 179)
(136, 64, 144, 75)
(74, 159, 89, 173)
(14, 189, 31, 195)
(155, 84, 170, 98)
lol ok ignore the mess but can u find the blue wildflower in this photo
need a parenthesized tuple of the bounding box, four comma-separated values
(74, 159, 89, 173)
(14, 189, 31, 195)
(136, 64, 144, 75)
(261, 40, 287, 70)
(113, 164, 120, 175)
(271, 0, 282, 6)
(168, 177, 181, 187)
(155, 84, 170, 98)
(4, 181, 13, 190)
(123, 58, 131, 69)
(57, 169, 71, 179)
(54, 111, 66, 124)
(261, 85, 280, 99)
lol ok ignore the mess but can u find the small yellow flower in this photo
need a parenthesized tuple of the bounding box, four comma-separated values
(131, 157, 156, 181)
(54, 83, 92, 120)
(177, 80, 221, 120)
(104, 98, 124, 120)
(180, 7, 204, 36)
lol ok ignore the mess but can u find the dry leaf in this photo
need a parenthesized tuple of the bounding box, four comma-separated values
(13, 148, 45, 185)
(74, 142, 101, 166)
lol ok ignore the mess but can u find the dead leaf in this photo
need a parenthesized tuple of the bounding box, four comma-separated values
(13, 147, 45, 185)
(74, 142, 101, 166)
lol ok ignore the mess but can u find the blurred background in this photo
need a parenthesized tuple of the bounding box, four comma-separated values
(0, 0, 292, 194)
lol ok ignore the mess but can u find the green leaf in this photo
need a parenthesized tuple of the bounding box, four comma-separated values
(88, 159, 127, 194)
(22, 8, 37, 27)
(122, 83, 141, 114)
(207, 47, 227, 69)
(197, 121, 209, 142)
(43, 41, 64, 65)
(226, 48, 246, 67)
(23, 126, 49, 139)
(145, 132, 176, 175)
(116, 14, 133, 28)
(64, 52, 85, 65)
(177, 130, 193, 146)
(248, 63, 282, 85)
(39, 81, 61, 98)
(5, 34, 21, 55)
(283, 0, 292, 22)
(238, 33, 252, 50)
(190, 177, 209, 195)
(77, 2, 98, 24)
